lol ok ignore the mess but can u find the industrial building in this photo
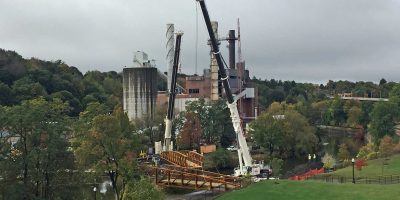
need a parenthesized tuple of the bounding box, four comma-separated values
(123, 22, 258, 128)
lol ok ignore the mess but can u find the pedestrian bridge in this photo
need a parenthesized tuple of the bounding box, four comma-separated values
(143, 165, 241, 191)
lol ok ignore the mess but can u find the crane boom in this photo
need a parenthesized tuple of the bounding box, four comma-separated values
(197, 0, 253, 175)
(164, 32, 183, 151)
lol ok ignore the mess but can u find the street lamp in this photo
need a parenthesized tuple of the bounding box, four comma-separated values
(93, 186, 97, 200)
(351, 158, 355, 184)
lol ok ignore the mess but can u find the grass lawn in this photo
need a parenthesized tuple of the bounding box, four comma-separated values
(318, 154, 400, 178)
(217, 180, 400, 200)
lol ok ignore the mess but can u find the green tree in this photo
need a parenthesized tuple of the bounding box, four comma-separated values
(325, 97, 346, 126)
(250, 103, 318, 159)
(11, 77, 47, 102)
(270, 158, 284, 178)
(368, 101, 398, 144)
(0, 98, 78, 199)
(346, 106, 362, 127)
(209, 148, 235, 169)
(74, 107, 142, 200)
(0, 81, 13, 105)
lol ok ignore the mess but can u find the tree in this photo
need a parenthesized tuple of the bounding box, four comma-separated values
(11, 77, 47, 102)
(0, 97, 78, 199)
(181, 99, 235, 147)
(250, 102, 318, 159)
(368, 102, 398, 144)
(379, 78, 387, 86)
(310, 100, 328, 125)
(325, 97, 346, 126)
(209, 148, 234, 169)
(346, 106, 362, 127)
(0, 81, 13, 105)
(379, 135, 394, 158)
(338, 143, 350, 162)
(359, 101, 373, 129)
(177, 112, 202, 150)
(270, 158, 284, 178)
(74, 107, 142, 200)
(251, 112, 284, 156)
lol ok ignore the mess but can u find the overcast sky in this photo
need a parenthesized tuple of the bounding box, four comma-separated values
(1, 0, 400, 84)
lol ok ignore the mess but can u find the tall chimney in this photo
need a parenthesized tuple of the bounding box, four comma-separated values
(166, 24, 175, 92)
(228, 30, 236, 69)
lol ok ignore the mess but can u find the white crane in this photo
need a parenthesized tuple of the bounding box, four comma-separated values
(196, 0, 267, 176)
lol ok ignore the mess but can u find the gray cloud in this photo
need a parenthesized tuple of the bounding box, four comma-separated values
(1, 0, 399, 84)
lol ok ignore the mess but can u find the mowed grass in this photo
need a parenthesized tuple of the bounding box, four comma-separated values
(319, 154, 400, 178)
(218, 155, 400, 200)
(217, 180, 400, 200)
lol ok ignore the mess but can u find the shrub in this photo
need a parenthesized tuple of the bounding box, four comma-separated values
(209, 148, 235, 169)
(123, 178, 164, 200)
(357, 143, 375, 160)
(322, 153, 335, 169)
(366, 152, 378, 160)
(355, 159, 367, 171)
(379, 135, 394, 158)
(270, 158, 284, 178)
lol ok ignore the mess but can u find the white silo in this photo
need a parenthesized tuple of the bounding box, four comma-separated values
(123, 51, 158, 121)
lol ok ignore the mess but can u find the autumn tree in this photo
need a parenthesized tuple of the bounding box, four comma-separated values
(177, 112, 202, 150)
(379, 135, 394, 158)
(179, 99, 235, 147)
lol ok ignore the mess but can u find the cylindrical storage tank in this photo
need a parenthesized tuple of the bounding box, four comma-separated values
(123, 67, 158, 121)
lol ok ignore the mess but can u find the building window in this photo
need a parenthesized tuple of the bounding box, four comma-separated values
(189, 89, 200, 94)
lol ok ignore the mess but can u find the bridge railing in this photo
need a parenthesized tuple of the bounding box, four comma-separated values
(162, 164, 239, 182)
(161, 151, 204, 168)
(150, 166, 241, 191)
(161, 151, 188, 167)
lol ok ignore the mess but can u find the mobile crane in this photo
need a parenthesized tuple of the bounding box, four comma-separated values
(196, 0, 267, 176)
(163, 32, 183, 152)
